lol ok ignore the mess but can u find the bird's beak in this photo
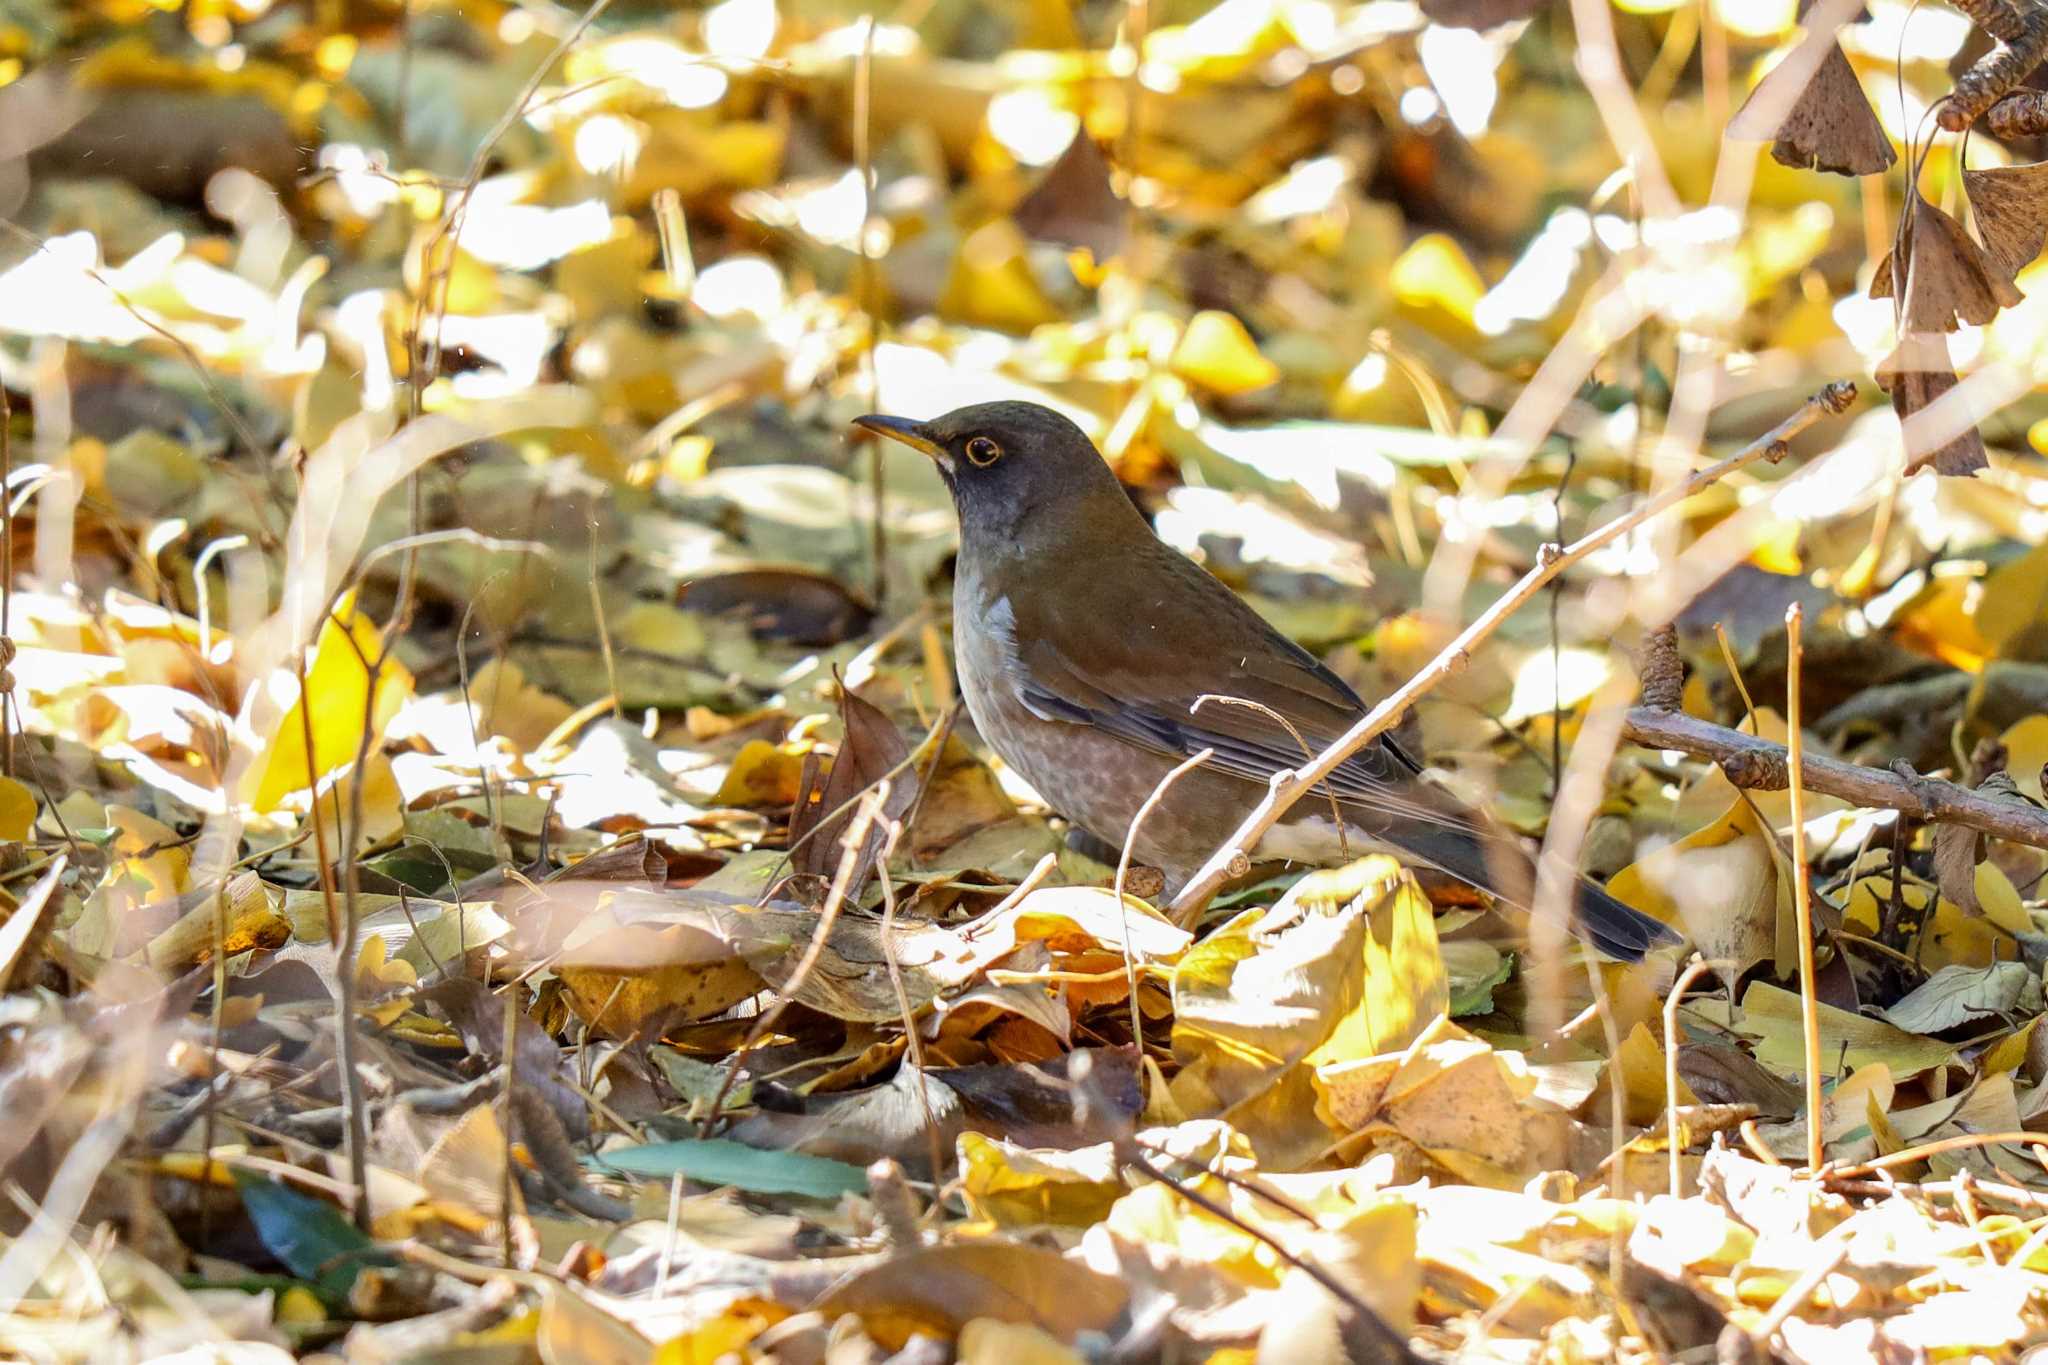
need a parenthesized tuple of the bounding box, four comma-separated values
(854, 414, 951, 471)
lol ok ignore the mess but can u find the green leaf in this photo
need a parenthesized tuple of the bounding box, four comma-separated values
(357, 847, 452, 895)
(233, 1171, 391, 1305)
(1448, 944, 1514, 1018)
(591, 1138, 868, 1199)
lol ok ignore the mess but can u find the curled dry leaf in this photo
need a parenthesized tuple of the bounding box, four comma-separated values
(1871, 192, 2020, 333)
(1988, 90, 2048, 139)
(788, 683, 919, 892)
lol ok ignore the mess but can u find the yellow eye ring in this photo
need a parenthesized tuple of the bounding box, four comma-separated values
(964, 436, 1002, 466)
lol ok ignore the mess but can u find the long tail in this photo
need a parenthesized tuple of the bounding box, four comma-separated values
(1383, 822, 1682, 962)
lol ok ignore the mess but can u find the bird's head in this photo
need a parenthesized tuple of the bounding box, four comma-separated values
(854, 400, 1126, 542)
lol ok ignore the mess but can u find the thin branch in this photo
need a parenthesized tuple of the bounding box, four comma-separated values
(701, 783, 889, 1131)
(1167, 381, 1858, 925)
(1823, 1130, 2048, 1178)
(1664, 955, 1739, 1197)
(1619, 706, 2048, 849)
(1112, 747, 1213, 1050)
(1119, 1143, 1418, 1363)
(875, 816, 944, 1183)
(1785, 603, 1824, 1173)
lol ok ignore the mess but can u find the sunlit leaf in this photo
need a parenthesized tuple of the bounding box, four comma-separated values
(248, 592, 413, 812)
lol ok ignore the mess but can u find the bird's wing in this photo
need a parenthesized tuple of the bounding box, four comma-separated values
(996, 558, 1473, 834)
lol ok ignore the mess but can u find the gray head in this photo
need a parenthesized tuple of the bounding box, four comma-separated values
(854, 400, 1128, 542)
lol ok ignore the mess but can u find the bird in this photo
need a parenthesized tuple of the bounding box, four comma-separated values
(853, 400, 1682, 961)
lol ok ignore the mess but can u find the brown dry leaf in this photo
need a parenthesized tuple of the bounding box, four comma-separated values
(1753, 41, 1895, 177)
(902, 735, 1018, 864)
(417, 1101, 511, 1235)
(1871, 193, 2021, 333)
(1419, 0, 1546, 29)
(1754, 1061, 1895, 1162)
(1372, 1024, 1569, 1187)
(1314, 1016, 1570, 1188)
(788, 684, 918, 889)
(1876, 331, 1989, 477)
(1963, 161, 2048, 286)
(1011, 129, 1125, 267)
(810, 1241, 1127, 1349)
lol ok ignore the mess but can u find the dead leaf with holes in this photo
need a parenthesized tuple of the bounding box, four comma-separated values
(1964, 161, 2048, 286)
(1753, 40, 1896, 176)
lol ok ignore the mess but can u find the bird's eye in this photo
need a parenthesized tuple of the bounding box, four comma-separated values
(964, 436, 1003, 467)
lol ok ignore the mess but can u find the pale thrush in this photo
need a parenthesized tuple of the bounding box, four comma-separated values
(855, 401, 1680, 961)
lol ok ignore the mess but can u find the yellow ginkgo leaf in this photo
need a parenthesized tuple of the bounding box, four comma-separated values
(938, 220, 1062, 334)
(1609, 798, 1776, 975)
(0, 776, 37, 841)
(2002, 714, 2048, 803)
(248, 594, 413, 812)
(1168, 310, 1280, 396)
(1389, 233, 1486, 331)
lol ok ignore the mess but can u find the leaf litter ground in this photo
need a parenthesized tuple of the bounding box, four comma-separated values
(7, 0, 2048, 1360)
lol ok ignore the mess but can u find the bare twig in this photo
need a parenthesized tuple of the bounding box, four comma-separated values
(701, 784, 889, 1131)
(1785, 604, 1824, 1173)
(1750, 1227, 1850, 1348)
(1168, 381, 1857, 924)
(0, 376, 11, 778)
(1619, 706, 2048, 849)
(1822, 1130, 2048, 1178)
(1987, 88, 2048, 137)
(1114, 748, 1213, 1051)
(853, 16, 886, 601)
(1664, 956, 1739, 1196)
(1120, 1142, 1418, 1362)
(875, 817, 944, 1183)
(1822, 1174, 2048, 1211)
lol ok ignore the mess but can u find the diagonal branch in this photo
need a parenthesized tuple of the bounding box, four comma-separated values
(1618, 706, 2048, 849)
(1167, 381, 1859, 926)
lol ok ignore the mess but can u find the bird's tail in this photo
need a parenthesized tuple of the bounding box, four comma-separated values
(1382, 821, 1681, 962)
